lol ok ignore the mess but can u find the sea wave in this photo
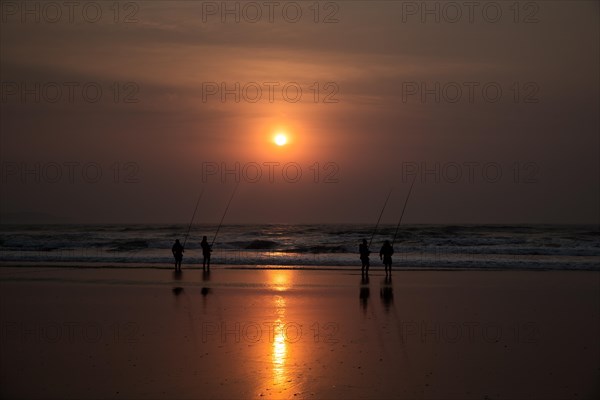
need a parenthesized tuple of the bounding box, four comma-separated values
(1, 223, 598, 270)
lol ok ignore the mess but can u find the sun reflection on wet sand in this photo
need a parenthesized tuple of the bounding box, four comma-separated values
(260, 270, 300, 396)
(272, 295, 287, 386)
(269, 269, 291, 292)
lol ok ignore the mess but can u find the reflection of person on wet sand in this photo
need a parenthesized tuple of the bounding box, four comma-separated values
(359, 274, 370, 312)
(173, 270, 182, 280)
(172, 287, 184, 296)
(171, 239, 184, 272)
(201, 262, 211, 304)
(379, 240, 394, 276)
(380, 275, 393, 311)
(201, 236, 212, 269)
(359, 239, 370, 275)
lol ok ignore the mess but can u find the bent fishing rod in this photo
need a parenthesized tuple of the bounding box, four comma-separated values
(183, 188, 204, 248)
(392, 174, 417, 246)
(211, 181, 240, 247)
(369, 187, 393, 248)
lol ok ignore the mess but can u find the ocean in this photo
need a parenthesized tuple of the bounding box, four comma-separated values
(0, 224, 598, 270)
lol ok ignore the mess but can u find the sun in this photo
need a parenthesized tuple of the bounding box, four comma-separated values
(274, 133, 287, 146)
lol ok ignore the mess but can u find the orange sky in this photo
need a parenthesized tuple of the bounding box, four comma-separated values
(0, 1, 598, 224)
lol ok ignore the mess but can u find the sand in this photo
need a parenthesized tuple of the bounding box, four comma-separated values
(1, 266, 598, 399)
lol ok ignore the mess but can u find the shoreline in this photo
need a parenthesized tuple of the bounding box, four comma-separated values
(1, 260, 599, 272)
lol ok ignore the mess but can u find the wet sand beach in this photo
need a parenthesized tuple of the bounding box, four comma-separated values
(1, 267, 598, 399)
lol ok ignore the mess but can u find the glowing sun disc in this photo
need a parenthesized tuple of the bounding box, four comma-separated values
(274, 134, 287, 146)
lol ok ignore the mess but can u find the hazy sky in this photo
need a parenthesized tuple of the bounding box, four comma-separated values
(1, 1, 598, 224)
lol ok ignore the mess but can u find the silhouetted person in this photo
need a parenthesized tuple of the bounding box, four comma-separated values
(380, 240, 394, 276)
(359, 239, 371, 275)
(201, 236, 212, 269)
(172, 239, 184, 272)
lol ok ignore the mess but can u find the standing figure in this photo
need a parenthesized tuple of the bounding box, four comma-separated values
(201, 236, 212, 270)
(379, 240, 394, 276)
(359, 239, 371, 275)
(171, 239, 184, 272)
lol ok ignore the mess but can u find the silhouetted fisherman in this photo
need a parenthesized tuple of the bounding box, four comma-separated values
(359, 239, 371, 275)
(201, 235, 212, 269)
(379, 240, 394, 275)
(172, 239, 184, 272)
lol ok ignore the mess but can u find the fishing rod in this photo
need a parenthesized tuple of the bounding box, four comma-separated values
(391, 174, 417, 246)
(211, 181, 240, 247)
(369, 187, 393, 248)
(183, 188, 204, 248)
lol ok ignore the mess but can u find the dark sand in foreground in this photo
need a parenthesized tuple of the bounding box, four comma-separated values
(1, 267, 598, 399)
